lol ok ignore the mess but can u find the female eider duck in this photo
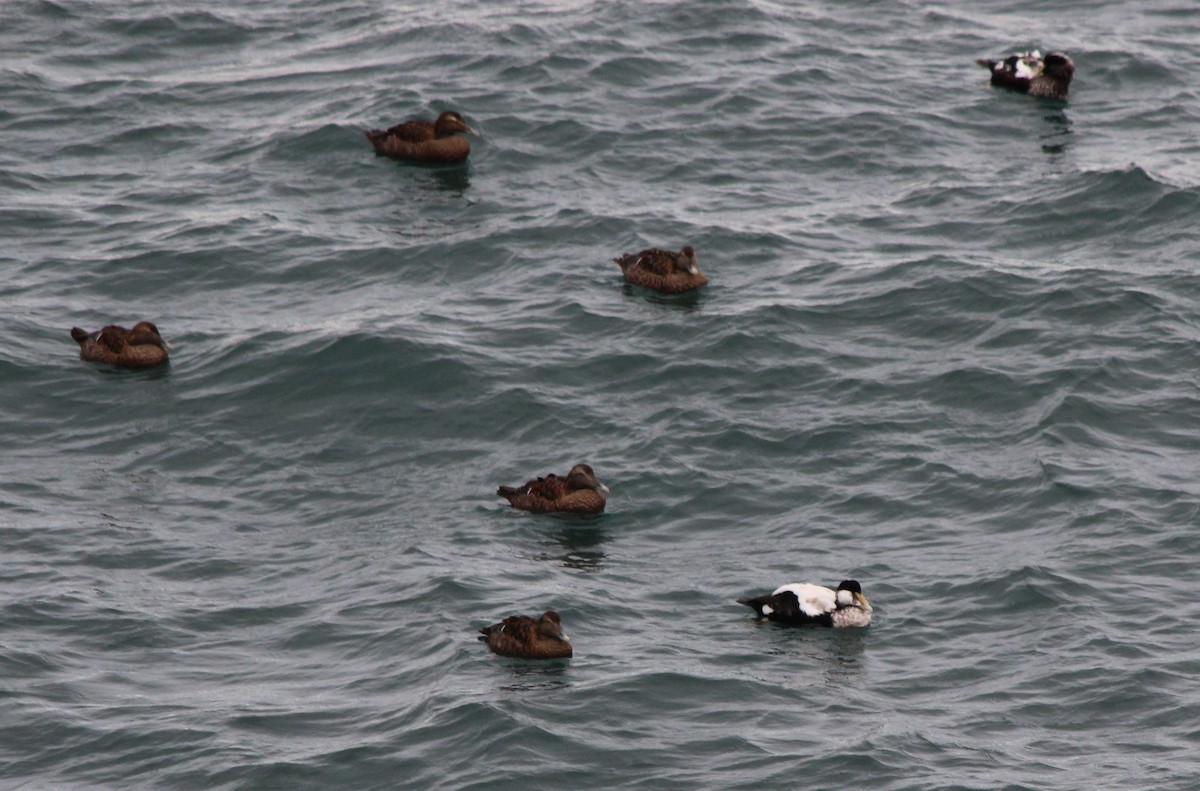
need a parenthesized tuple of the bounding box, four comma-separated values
(365, 110, 479, 164)
(497, 463, 609, 514)
(70, 321, 171, 369)
(977, 50, 1075, 100)
(737, 579, 872, 628)
(478, 610, 573, 659)
(614, 245, 708, 294)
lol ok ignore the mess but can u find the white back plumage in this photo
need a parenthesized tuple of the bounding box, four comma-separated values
(771, 583, 837, 617)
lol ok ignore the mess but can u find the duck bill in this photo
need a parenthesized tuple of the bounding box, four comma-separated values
(687, 265, 699, 275)
(161, 340, 174, 351)
(464, 124, 480, 136)
(854, 592, 871, 610)
(597, 483, 611, 494)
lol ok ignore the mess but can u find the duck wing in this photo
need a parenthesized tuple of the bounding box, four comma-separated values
(479, 615, 572, 658)
(497, 474, 570, 512)
(381, 119, 436, 143)
(737, 583, 837, 625)
(978, 52, 1039, 92)
(479, 615, 535, 655)
(618, 248, 678, 276)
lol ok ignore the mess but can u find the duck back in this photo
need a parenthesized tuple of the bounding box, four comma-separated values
(496, 464, 608, 514)
(478, 612, 573, 659)
(615, 246, 708, 294)
(70, 322, 169, 369)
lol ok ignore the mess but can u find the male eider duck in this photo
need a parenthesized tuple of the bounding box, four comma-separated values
(478, 610, 573, 659)
(365, 110, 479, 164)
(497, 463, 609, 514)
(737, 579, 872, 628)
(976, 50, 1075, 100)
(614, 245, 708, 294)
(70, 322, 171, 369)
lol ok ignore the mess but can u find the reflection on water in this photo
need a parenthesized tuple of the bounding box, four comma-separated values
(384, 162, 476, 244)
(536, 520, 607, 571)
(1040, 109, 1073, 154)
(498, 657, 572, 692)
(621, 283, 705, 313)
(373, 153, 472, 195)
(754, 623, 869, 686)
(419, 164, 472, 195)
(90, 363, 173, 381)
(826, 629, 869, 682)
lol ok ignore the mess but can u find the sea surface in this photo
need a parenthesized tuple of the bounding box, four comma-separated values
(3, 1, 1200, 788)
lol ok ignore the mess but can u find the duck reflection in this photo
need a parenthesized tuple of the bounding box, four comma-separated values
(1040, 110, 1073, 154)
(387, 167, 474, 242)
(535, 519, 607, 571)
(422, 164, 471, 194)
(497, 657, 572, 692)
(753, 623, 869, 687)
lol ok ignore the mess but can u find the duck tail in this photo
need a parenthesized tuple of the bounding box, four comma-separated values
(976, 58, 997, 70)
(70, 327, 88, 343)
(736, 596, 772, 617)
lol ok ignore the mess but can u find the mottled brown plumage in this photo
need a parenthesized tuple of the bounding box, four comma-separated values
(478, 610, 573, 659)
(497, 463, 609, 514)
(614, 245, 708, 294)
(365, 110, 478, 163)
(976, 51, 1074, 100)
(70, 321, 171, 368)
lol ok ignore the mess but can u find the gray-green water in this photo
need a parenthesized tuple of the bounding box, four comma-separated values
(3, 1, 1200, 788)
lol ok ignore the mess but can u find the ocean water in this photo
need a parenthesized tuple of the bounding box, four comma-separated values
(3, 0, 1200, 788)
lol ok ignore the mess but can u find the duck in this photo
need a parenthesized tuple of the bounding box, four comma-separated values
(976, 50, 1075, 100)
(365, 110, 479, 164)
(614, 245, 708, 294)
(69, 321, 171, 368)
(737, 579, 872, 628)
(478, 610, 573, 659)
(497, 463, 609, 514)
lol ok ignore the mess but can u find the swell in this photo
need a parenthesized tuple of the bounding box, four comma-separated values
(3, 1, 1200, 790)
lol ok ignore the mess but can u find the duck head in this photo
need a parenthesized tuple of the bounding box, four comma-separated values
(677, 245, 699, 275)
(433, 111, 479, 138)
(835, 580, 872, 612)
(126, 321, 173, 350)
(537, 611, 570, 643)
(1041, 52, 1075, 83)
(566, 464, 610, 494)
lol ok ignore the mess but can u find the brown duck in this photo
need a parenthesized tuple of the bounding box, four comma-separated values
(365, 110, 479, 164)
(614, 245, 708, 294)
(478, 610, 573, 659)
(497, 463, 609, 514)
(70, 321, 171, 368)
